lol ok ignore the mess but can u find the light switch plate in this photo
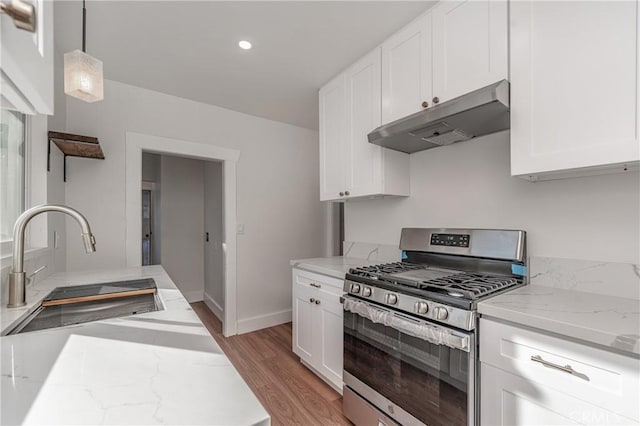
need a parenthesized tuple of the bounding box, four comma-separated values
(237, 224, 245, 235)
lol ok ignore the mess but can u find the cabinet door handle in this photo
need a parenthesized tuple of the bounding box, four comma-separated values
(314, 299, 321, 305)
(310, 283, 321, 288)
(309, 297, 316, 303)
(345, 191, 350, 196)
(421, 101, 429, 108)
(432, 97, 440, 104)
(0, 0, 36, 32)
(339, 192, 344, 197)
(531, 355, 578, 376)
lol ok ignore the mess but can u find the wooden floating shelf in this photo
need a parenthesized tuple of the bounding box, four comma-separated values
(48, 131, 105, 181)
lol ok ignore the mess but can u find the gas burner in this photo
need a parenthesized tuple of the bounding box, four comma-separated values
(418, 273, 520, 300)
(348, 263, 521, 302)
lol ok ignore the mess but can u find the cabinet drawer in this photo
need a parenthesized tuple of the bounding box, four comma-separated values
(481, 363, 637, 425)
(480, 318, 640, 421)
(293, 268, 344, 296)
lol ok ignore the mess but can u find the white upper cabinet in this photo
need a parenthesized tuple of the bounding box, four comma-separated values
(381, 13, 432, 124)
(346, 48, 382, 198)
(510, 0, 640, 180)
(319, 48, 409, 202)
(1, 0, 54, 115)
(432, 0, 508, 103)
(319, 74, 348, 201)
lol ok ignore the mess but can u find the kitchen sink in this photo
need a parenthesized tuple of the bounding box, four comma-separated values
(6, 278, 162, 335)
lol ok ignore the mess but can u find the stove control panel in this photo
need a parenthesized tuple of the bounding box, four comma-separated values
(343, 279, 476, 331)
(430, 233, 470, 248)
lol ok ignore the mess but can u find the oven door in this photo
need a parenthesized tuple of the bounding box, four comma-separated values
(342, 295, 475, 426)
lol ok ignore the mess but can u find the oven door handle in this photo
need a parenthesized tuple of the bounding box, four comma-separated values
(342, 295, 471, 352)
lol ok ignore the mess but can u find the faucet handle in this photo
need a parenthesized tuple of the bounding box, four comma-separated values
(26, 265, 47, 286)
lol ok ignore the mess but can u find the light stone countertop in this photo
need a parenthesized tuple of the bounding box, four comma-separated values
(0, 265, 270, 426)
(289, 256, 383, 279)
(478, 285, 640, 357)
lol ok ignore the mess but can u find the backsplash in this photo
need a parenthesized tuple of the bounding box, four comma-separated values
(529, 256, 640, 301)
(343, 241, 400, 262)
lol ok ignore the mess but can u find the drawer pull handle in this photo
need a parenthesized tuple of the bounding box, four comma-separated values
(310, 283, 321, 288)
(530, 355, 588, 380)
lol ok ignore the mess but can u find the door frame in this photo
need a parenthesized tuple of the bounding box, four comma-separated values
(125, 131, 240, 336)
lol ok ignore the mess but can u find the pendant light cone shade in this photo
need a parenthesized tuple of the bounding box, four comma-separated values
(64, 49, 104, 103)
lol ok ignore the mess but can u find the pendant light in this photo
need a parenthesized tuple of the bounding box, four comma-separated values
(64, 0, 104, 103)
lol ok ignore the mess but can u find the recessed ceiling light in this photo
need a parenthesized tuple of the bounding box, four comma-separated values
(238, 40, 252, 50)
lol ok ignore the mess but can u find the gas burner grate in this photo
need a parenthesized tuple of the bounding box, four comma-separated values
(349, 262, 424, 278)
(419, 273, 519, 300)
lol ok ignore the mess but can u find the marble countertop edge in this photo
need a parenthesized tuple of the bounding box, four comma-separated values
(478, 285, 640, 357)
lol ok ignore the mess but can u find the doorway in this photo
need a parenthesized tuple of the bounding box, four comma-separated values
(125, 132, 240, 336)
(141, 153, 224, 316)
(141, 181, 159, 266)
(141, 188, 153, 265)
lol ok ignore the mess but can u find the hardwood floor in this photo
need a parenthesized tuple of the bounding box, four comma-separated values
(191, 302, 352, 426)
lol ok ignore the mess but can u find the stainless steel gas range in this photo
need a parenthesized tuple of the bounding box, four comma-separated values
(342, 228, 526, 426)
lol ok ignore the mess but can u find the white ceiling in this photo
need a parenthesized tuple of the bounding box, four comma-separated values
(53, 1, 435, 130)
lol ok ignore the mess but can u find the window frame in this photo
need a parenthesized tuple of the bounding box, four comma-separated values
(0, 113, 41, 258)
(0, 111, 27, 242)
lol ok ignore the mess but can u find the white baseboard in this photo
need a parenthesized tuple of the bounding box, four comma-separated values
(237, 309, 292, 334)
(203, 292, 224, 321)
(181, 290, 204, 303)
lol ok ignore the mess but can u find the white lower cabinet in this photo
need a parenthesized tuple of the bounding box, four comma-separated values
(292, 268, 343, 392)
(480, 318, 640, 425)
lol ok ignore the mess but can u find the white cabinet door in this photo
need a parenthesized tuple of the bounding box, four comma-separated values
(481, 364, 637, 426)
(346, 48, 382, 198)
(432, 0, 507, 103)
(315, 290, 344, 390)
(292, 268, 345, 392)
(319, 74, 347, 201)
(510, 0, 640, 179)
(292, 283, 315, 364)
(381, 13, 432, 124)
(1, 0, 53, 114)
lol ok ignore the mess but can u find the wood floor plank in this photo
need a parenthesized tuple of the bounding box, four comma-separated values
(191, 302, 351, 426)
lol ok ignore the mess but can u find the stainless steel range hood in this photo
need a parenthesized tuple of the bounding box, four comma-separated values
(368, 80, 510, 154)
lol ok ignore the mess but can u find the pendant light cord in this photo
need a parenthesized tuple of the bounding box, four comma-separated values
(82, 0, 86, 52)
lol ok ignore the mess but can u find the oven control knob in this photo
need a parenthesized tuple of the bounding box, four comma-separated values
(362, 287, 372, 297)
(385, 293, 398, 305)
(435, 306, 449, 320)
(415, 301, 429, 314)
(350, 283, 361, 294)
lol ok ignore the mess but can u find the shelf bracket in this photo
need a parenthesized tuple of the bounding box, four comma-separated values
(47, 131, 105, 182)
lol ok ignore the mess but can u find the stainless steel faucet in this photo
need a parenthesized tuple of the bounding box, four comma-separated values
(7, 204, 96, 308)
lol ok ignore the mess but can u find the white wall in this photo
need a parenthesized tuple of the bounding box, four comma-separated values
(63, 79, 324, 329)
(160, 155, 205, 302)
(204, 161, 224, 319)
(46, 47, 67, 273)
(345, 131, 640, 264)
